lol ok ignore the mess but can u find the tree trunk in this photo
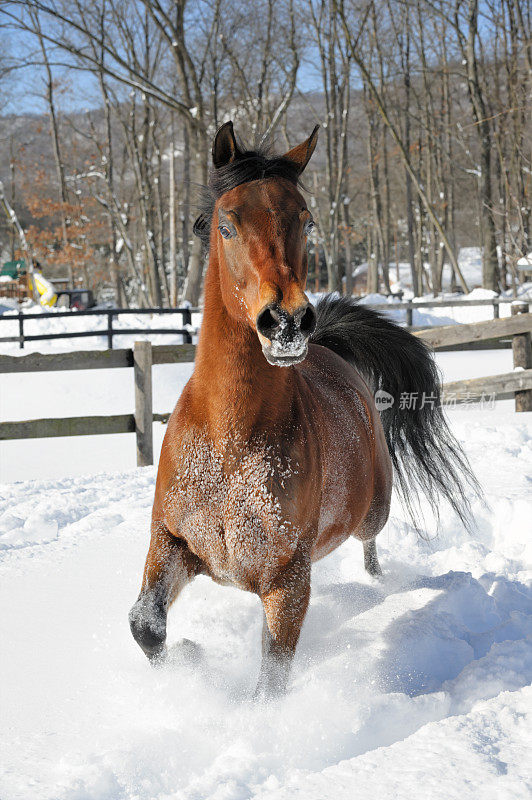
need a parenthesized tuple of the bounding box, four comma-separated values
(403, 25, 419, 296)
(464, 0, 499, 290)
(343, 199, 353, 295)
(181, 124, 208, 305)
(169, 126, 178, 306)
(32, 13, 75, 288)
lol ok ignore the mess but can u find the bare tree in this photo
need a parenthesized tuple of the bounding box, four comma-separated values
(307, 0, 351, 291)
(2, 0, 529, 305)
(337, 0, 470, 292)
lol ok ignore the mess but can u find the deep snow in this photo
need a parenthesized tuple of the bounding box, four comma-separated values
(1, 406, 531, 799)
(1, 289, 531, 798)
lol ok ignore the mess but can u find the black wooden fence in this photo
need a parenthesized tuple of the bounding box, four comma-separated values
(0, 307, 198, 349)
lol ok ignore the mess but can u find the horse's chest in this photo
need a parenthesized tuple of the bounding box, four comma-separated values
(163, 438, 299, 588)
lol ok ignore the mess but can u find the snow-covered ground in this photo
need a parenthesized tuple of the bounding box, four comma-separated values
(1, 403, 531, 800)
(1, 294, 531, 799)
(350, 246, 532, 304)
(383, 245, 530, 296)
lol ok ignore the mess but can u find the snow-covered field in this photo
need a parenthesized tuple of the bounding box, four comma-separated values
(1, 405, 531, 800)
(1, 293, 531, 799)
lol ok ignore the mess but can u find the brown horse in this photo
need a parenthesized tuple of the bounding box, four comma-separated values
(129, 122, 478, 697)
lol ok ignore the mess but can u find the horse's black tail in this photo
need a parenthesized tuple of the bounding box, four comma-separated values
(310, 294, 481, 532)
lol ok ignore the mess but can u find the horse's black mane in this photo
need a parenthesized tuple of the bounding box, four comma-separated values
(193, 146, 301, 249)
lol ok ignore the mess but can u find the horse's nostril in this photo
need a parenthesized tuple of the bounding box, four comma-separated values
(256, 307, 279, 338)
(299, 305, 317, 335)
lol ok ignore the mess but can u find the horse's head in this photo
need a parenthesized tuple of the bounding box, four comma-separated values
(206, 121, 319, 367)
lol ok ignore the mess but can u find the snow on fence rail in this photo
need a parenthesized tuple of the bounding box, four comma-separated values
(0, 297, 519, 350)
(0, 309, 530, 465)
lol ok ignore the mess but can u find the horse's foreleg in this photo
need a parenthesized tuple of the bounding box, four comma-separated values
(254, 549, 311, 699)
(129, 522, 203, 663)
(363, 538, 382, 577)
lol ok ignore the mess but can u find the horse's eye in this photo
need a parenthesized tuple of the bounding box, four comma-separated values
(218, 225, 233, 239)
(304, 219, 315, 236)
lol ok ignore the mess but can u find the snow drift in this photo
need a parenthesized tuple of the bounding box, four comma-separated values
(0, 410, 530, 800)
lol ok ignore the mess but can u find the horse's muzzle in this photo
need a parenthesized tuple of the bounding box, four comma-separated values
(256, 302, 316, 367)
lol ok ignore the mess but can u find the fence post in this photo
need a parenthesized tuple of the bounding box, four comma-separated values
(406, 305, 413, 327)
(134, 340, 153, 466)
(511, 302, 532, 412)
(182, 307, 192, 344)
(18, 311, 24, 349)
(107, 312, 114, 350)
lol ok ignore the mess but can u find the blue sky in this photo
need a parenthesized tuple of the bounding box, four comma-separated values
(2, 18, 324, 118)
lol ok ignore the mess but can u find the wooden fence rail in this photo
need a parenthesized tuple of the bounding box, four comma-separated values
(0, 412, 176, 441)
(1, 310, 531, 464)
(0, 414, 136, 440)
(413, 309, 532, 349)
(0, 343, 196, 373)
(442, 370, 532, 402)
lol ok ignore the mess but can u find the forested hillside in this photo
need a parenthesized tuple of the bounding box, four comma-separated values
(0, 0, 530, 305)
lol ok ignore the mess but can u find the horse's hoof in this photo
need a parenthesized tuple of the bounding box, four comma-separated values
(129, 599, 167, 660)
(367, 565, 383, 578)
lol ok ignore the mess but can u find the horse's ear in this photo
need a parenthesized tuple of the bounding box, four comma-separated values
(212, 121, 240, 168)
(282, 125, 319, 175)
